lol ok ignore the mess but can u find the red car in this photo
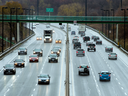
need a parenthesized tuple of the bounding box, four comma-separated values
(29, 55, 39, 62)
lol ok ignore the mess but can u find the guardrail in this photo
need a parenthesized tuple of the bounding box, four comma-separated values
(0, 33, 35, 60)
(85, 25, 128, 55)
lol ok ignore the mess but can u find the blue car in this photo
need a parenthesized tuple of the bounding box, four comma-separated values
(71, 31, 76, 35)
(98, 71, 111, 81)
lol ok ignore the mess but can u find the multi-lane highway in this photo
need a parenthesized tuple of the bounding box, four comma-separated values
(0, 23, 128, 96)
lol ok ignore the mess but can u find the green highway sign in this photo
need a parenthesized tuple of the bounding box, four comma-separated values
(46, 8, 54, 12)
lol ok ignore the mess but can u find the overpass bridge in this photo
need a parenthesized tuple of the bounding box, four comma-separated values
(0, 15, 128, 24)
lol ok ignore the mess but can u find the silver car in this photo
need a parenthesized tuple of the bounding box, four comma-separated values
(78, 64, 90, 75)
(108, 53, 117, 60)
(53, 46, 61, 52)
(38, 74, 50, 84)
(86, 41, 93, 46)
(76, 49, 85, 56)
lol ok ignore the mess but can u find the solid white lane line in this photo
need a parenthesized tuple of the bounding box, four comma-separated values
(33, 89, 35, 91)
(125, 93, 127, 95)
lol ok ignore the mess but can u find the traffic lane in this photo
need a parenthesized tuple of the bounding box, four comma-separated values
(30, 27, 66, 96)
(0, 40, 44, 96)
(69, 45, 99, 96)
(96, 48, 128, 93)
(85, 47, 125, 96)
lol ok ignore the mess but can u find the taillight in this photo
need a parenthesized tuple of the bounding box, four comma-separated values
(100, 75, 102, 76)
(109, 75, 110, 77)
(87, 66, 89, 68)
(106, 48, 107, 49)
(112, 48, 113, 50)
(88, 46, 90, 48)
(74, 44, 75, 46)
(94, 46, 95, 48)
(109, 55, 111, 56)
(76, 51, 78, 53)
(80, 44, 81, 46)
(83, 51, 85, 53)
(116, 55, 117, 57)
(29, 58, 31, 59)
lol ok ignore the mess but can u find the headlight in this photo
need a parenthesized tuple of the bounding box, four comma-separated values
(57, 51, 59, 53)
(48, 57, 51, 59)
(33, 51, 35, 53)
(13, 69, 15, 70)
(50, 38, 52, 41)
(51, 51, 53, 54)
(38, 79, 41, 81)
(40, 38, 42, 39)
(22, 63, 24, 64)
(46, 79, 49, 81)
(4, 69, 6, 71)
(15, 63, 17, 65)
(56, 57, 58, 59)
(18, 50, 20, 52)
(25, 50, 27, 52)
(40, 51, 42, 53)
(37, 38, 38, 39)
(44, 39, 46, 41)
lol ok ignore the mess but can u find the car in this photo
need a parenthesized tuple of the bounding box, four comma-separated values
(71, 31, 76, 35)
(53, 46, 61, 52)
(78, 64, 90, 75)
(72, 39, 79, 44)
(46, 25, 50, 28)
(18, 47, 27, 55)
(98, 71, 111, 81)
(29, 54, 39, 62)
(94, 36, 100, 41)
(60, 25, 64, 29)
(55, 39, 62, 43)
(76, 49, 85, 56)
(32, 25, 36, 29)
(91, 35, 96, 39)
(38, 74, 50, 84)
(86, 41, 93, 46)
(51, 48, 60, 56)
(87, 43, 96, 52)
(33, 49, 43, 57)
(105, 46, 113, 52)
(36, 36, 42, 40)
(96, 40, 102, 45)
(14, 59, 25, 67)
(108, 53, 117, 60)
(52, 29, 55, 33)
(73, 36, 79, 39)
(3, 64, 16, 75)
(81, 32, 85, 37)
(48, 54, 58, 63)
(73, 42, 81, 49)
(83, 36, 90, 42)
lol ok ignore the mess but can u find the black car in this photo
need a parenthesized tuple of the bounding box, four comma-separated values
(72, 39, 79, 44)
(71, 31, 76, 35)
(14, 59, 25, 67)
(87, 43, 96, 52)
(105, 46, 113, 52)
(83, 36, 90, 42)
(33, 49, 43, 57)
(94, 36, 99, 41)
(48, 54, 58, 63)
(78, 64, 90, 75)
(74, 42, 81, 49)
(96, 40, 102, 45)
(18, 47, 27, 55)
(3, 64, 16, 75)
(51, 48, 60, 56)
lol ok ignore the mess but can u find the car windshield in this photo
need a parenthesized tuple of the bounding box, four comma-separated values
(72, 31, 75, 33)
(73, 39, 78, 41)
(34, 49, 41, 52)
(30, 55, 37, 57)
(15, 59, 23, 62)
(52, 49, 59, 51)
(5, 64, 14, 68)
(101, 72, 110, 74)
(110, 53, 116, 55)
(80, 66, 88, 68)
(37, 36, 41, 38)
(19, 48, 25, 50)
(89, 44, 95, 46)
(107, 46, 112, 48)
(39, 75, 49, 78)
(53, 47, 60, 49)
(77, 49, 84, 51)
(50, 54, 57, 57)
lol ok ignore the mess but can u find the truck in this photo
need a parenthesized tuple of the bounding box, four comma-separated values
(78, 25, 86, 36)
(43, 29, 53, 43)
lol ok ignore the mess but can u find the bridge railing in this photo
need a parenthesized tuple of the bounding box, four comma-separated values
(0, 15, 128, 22)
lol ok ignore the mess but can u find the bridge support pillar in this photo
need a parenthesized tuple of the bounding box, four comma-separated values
(17, 23, 20, 42)
(116, 24, 118, 44)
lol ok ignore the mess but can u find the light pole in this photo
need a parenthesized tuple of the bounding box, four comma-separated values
(121, 9, 126, 49)
(103, 10, 107, 36)
(10, 8, 15, 47)
(106, 10, 110, 38)
(111, 9, 114, 41)
(2, 7, 8, 53)
(101, 9, 104, 33)
(16, 8, 20, 43)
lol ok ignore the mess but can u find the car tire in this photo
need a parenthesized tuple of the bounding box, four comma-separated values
(23, 65, 25, 67)
(49, 60, 50, 63)
(87, 49, 89, 51)
(108, 79, 110, 81)
(83, 54, 85, 56)
(48, 81, 50, 84)
(115, 58, 117, 60)
(74, 47, 75, 49)
(79, 71, 81, 75)
(56, 60, 58, 63)
(14, 72, 16, 75)
(76, 54, 78, 56)
(25, 53, 27, 55)
(88, 72, 90, 75)
(4, 72, 6, 75)
(18, 53, 20, 55)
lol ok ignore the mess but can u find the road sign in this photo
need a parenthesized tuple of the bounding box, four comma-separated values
(46, 8, 54, 12)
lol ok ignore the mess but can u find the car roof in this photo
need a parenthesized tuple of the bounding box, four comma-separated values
(106, 46, 113, 48)
(101, 71, 109, 73)
(79, 64, 88, 66)
(30, 54, 38, 56)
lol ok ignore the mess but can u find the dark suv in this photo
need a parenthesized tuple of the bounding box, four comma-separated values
(83, 36, 90, 42)
(73, 42, 81, 49)
(87, 43, 96, 52)
(3, 64, 16, 75)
